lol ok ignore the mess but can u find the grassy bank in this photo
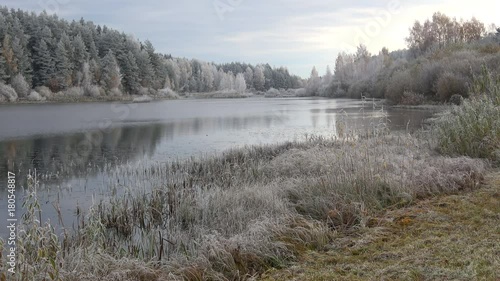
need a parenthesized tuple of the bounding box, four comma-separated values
(0, 131, 488, 281)
(1, 70, 498, 280)
(261, 172, 500, 280)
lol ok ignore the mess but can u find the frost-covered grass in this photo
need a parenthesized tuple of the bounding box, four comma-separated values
(0, 127, 488, 280)
(262, 172, 500, 281)
(435, 67, 500, 160)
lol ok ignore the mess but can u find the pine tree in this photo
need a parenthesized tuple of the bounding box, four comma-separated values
(100, 50, 121, 90)
(118, 51, 140, 94)
(135, 49, 154, 88)
(12, 37, 33, 85)
(54, 39, 73, 90)
(32, 39, 55, 87)
(71, 34, 89, 84)
(0, 41, 8, 83)
(143, 40, 162, 88)
(2, 35, 17, 80)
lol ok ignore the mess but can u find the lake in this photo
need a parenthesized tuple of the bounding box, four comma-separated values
(0, 97, 434, 233)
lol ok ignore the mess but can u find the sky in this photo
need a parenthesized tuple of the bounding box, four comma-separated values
(2, 0, 498, 78)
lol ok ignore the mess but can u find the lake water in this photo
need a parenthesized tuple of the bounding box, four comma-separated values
(0, 97, 434, 233)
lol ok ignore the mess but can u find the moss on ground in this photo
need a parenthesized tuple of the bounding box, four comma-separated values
(260, 172, 500, 281)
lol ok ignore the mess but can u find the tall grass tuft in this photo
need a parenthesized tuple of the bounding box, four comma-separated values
(436, 66, 500, 160)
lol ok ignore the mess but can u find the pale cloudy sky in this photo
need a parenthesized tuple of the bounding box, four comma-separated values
(2, 0, 498, 77)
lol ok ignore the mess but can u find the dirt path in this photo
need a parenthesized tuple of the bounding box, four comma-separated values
(261, 172, 500, 281)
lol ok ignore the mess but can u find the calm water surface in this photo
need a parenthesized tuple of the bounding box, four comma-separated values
(0, 97, 434, 233)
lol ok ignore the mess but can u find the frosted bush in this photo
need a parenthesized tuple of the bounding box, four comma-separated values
(27, 91, 46, 101)
(84, 85, 101, 97)
(11, 74, 31, 98)
(109, 87, 123, 96)
(264, 88, 281, 98)
(0, 83, 18, 102)
(158, 88, 180, 99)
(35, 86, 53, 99)
(65, 87, 84, 97)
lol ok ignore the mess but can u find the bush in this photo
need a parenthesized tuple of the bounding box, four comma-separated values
(264, 88, 281, 98)
(414, 61, 443, 97)
(347, 79, 373, 99)
(64, 87, 85, 97)
(449, 94, 463, 105)
(158, 88, 180, 99)
(138, 86, 149, 96)
(436, 68, 500, 160)
(11, 74, 31, 98)
(109, 87, 123, 96)
(436, 72, 469, 102)
(385, 70, 412, 103)
(0, 83, 18, 102)
(35, 86, 53, 99)
(83, 85, 101, 97)
(27, 91, 46, 101)
(400, 91, 425, 105)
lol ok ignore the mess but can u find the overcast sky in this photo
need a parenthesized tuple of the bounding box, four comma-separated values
(2, 0, 498, 77)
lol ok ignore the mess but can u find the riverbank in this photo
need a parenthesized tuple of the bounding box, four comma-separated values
(261, 171, 500, 280)
(1, 130, 490, 280)
(2, 72, 498, 280)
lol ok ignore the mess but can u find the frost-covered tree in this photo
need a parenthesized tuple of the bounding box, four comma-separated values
(234, 73, 246, 93)
(244, 67, 253, 88)
(0, 41, 9, 83)
(135, 49, 154, 88)
(32, 39, 55, 87)
(72, 34, 89, 82)
(100, 50, 121, 90)
(119, 51, 140, 93)
(2, 34, 17, 80)
(306, 66, 320, 96)
(54, 39, 73, 90)
(253, 65, 265, 91)
(201, 63, 215, 91)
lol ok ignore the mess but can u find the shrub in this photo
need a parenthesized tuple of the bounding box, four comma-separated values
(158, 88, 180, 99)
(109, 87, 123, 96)
(11, 74, 31, 98)
(414, 61, 443, 97)
(385, 70, 412, 103)
(0, 83, 18, 102)
(293, 88, 307, 97)
(138, 86, 149, 96)
(27, 91, 46, 101)
(265, 88, 281, 98)
(400, 91, 425, 105)
(436, 72, 469, 102)
(436, 68, 500, 160)
(449, 94, 463, 105)
(83, 85, 101, 97)
(35, 86, 53, 99)
(347, 79, 373, 99)
(64, 87, 85, 97)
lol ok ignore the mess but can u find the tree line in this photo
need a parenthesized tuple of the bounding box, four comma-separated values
(0, 7, 302, 102)
(304, 12, 500, 104)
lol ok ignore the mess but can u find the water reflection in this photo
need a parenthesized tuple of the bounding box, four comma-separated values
(0, 98, 435, 235)
(0, 114, 291, 190)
